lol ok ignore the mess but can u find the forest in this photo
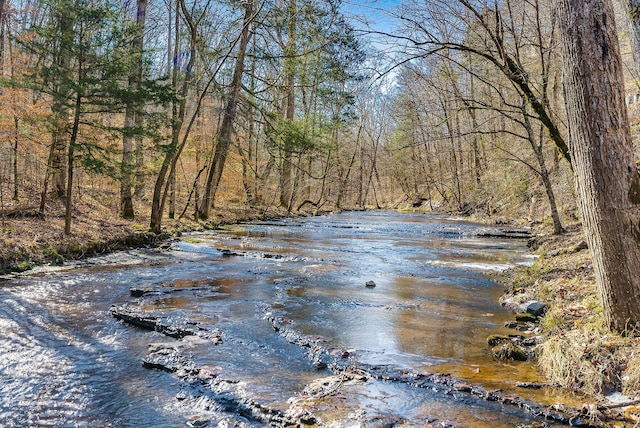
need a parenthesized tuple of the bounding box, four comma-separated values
(0, 0, 594, 235)
(5, 0, 640, 416)
(4, 0, 640, 307)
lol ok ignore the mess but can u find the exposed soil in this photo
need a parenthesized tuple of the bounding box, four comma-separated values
(0, 194, 291, 275)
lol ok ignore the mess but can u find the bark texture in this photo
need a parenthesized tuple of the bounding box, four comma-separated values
(120, 0, 147, 219)
(625, 0, 640, 74)
(197, 1, 253, 219)
(556, 0, 640, 332)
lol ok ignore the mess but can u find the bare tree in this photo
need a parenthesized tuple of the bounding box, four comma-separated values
(197, 0, 254, 219)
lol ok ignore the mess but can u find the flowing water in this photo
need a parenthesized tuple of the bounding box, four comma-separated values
(0, 211, 580, 427)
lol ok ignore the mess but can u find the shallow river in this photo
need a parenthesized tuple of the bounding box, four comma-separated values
(0, 211, 579, 427)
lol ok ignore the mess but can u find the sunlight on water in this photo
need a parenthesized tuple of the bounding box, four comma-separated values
(0, 212, 582, 426)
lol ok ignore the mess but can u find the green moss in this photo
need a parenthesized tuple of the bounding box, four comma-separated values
(487, 334, 510, 346)
(43, 245, 64, 265)
(492, 342, 528, 361)
(16, 260, 34, 271)
(539, 309, 569, 335)
(515, 313, 538, 323)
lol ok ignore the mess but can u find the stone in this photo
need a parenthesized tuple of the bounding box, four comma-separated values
(515, 312, 538, 323)
(314, 361, 327, 370)
(365, 281, 376, 288)
(504, 321, 519, 329)
(491, 342, 528, 361)
(525, 301, 547, 317)
(486, 334, 510, 346)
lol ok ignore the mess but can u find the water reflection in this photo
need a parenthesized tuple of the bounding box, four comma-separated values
(0, 211, 581, 426)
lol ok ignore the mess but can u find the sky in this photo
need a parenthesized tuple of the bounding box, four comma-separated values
(341, 0, 408, 83)
(342, 0, 401, 34)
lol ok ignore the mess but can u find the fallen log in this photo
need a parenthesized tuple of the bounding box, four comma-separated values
(0, 205, 44, 219)
(475, 228, 533, 239)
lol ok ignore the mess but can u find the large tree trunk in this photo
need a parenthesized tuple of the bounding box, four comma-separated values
(197, 1, 253, 219)
(556, 0, 640, 332)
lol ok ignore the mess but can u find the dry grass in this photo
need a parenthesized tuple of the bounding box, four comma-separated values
(503, 225, 640, 401)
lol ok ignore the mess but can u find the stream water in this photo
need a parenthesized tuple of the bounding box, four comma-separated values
(0, 211, 580, 427)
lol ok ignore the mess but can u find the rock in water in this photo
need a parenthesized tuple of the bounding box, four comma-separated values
(365, 280, 376, 288)
(486, 335, 510, 346)
(491, 342, 528, 361)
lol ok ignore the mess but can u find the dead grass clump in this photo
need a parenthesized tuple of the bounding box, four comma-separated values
(622, 352, 640, 396)
(538, 319, 628, 397)
(502, 225, 640, 400)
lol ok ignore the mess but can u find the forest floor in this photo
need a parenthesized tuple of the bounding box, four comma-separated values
(0, 194, 292, 275)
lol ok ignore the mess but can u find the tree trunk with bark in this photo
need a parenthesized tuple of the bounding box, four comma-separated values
(51, 5, 73, 199)
(556, 0, 640, 332)
(197, 1, 253, 219)
(278, 0, 297, 211)
(120, 0, 147, 219)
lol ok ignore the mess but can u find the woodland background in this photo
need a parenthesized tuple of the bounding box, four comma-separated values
(0, 0, 639, 250)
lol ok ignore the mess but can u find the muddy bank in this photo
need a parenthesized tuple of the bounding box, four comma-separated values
(0, 206, 294, 275)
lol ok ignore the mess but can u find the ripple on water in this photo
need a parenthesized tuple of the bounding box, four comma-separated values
(0, 212, 579, 426)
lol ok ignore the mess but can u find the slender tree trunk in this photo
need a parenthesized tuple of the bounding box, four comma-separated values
(169, 167, 176, 218)
(13, 116, 18, 201)
(197, 1, 253, 219)
(120, 118, 135, 218)
(120, 0, 147, 219)
(523, 111, 564, 234)
(243, 34, 257, 205)
(279, 0, 297, 211)
(357, 143, 364, 207)
(65, 89, 82, 235)
(442, 101, 462, 209)
(50, 4, 73, 199)
(336, 125, 362, 208)
(556, 0, 640, 332)
(40, 139, 56, 213)
(134, 118, 145, 198)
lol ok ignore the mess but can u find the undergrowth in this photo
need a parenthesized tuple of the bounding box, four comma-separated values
(503, 228, 640, 401)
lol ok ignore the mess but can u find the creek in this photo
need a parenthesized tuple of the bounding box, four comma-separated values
(0, 211, 581, 427)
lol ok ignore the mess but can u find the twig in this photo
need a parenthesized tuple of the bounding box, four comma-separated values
(598, 398, 640, 410)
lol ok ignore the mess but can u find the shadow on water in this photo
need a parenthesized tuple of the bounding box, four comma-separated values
(0, 212, 584, 426)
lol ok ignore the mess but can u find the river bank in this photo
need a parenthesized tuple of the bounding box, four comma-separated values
(0, 197, 293, 275)
(500, 224, 640, 424)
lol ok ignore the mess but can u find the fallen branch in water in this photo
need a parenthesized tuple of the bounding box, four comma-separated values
(597, 399, 640, 410)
